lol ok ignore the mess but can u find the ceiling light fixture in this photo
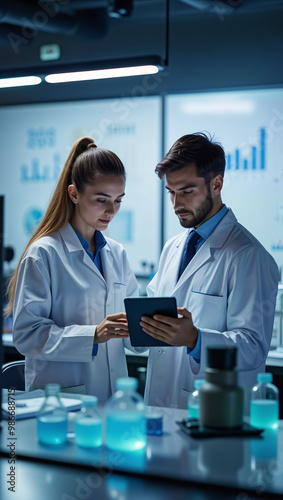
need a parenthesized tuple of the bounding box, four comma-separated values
(44, 56, 163, 84)
(0, 1, 169, 89)
(0, 76, 42, 89)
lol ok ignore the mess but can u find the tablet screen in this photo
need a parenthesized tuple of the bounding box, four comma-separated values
(124, 297, 177, 347)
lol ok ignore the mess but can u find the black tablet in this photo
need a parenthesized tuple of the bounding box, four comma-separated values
(124, 297, 177, 347)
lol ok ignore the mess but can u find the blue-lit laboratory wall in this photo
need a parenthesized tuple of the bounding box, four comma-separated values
(1, 88, 283, 304)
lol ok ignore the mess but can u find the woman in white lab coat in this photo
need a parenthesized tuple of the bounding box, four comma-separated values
(7, 137, 141, 400)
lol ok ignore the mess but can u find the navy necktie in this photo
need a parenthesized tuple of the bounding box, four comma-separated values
(178, 230, 200, 279)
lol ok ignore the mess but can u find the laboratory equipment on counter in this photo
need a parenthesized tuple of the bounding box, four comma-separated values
(199, 346, 244, 429)
(250, 372, 279, 430)
(37, 384, 68, 445)
(75, 395, 102, 448)
(105, 377, 146, 451)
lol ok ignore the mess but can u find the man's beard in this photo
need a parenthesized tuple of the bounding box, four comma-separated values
(176, 188, 213, 228)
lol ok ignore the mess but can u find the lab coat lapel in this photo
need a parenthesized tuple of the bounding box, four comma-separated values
(174, 241, 212, 292)
(59, 223, 105, 281)
(173, 209, 237, 293)
(100, 242, 116, 289)
(100, 242, 127, 395)
(161, 232, 188, 293)
(156, 231, 212, 295)
(81, 249, 105, 280)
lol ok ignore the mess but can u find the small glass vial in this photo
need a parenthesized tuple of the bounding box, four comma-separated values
(188, 379, 205, 419)
(37, 384, 68, 445)
(250, 373, 279, 430)
(146, 407, 163, 435)
(105, 377, 146, 452)
(75, 395, 102, 448)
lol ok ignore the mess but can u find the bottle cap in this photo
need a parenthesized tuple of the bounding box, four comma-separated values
(257, 372, 273, 384)
(45, 383, 61, 395)
(81, 395, 98, 406)
(116, 377, 138, 391)
(194, 379, 205, 389)
(206, 346, 237, 370)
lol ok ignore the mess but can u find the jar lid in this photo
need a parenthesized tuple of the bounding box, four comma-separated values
(257, 372, 272, 383)
(206, 346, 237, 370)
(116, 377, 138, 391)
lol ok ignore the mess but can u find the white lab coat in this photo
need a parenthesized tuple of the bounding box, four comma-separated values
(13, 223, 143, 400)
(144, 209, 279, 411)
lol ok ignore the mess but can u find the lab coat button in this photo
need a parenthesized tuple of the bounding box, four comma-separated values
(157, 348, 163, 355)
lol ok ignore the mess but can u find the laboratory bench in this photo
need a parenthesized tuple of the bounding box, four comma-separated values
(2, 332, 283, 416)
(0, 389, 283, 500)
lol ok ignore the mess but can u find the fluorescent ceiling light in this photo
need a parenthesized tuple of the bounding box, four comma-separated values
(45, 64, 161, 84)
(0, 76, 42, 89)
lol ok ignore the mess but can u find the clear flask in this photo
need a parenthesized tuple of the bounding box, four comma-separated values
(105, 377, 146, 451)
(188, 379, 205, 419)
(75, 395, 102, 448)
(250, 373, 279, 430)
(37, 384, 68, 445)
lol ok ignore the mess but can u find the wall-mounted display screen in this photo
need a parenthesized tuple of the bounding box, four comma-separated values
(0, 96, 161, 276)
(1, 89, 283, 283)
(165, 89, 283, 271)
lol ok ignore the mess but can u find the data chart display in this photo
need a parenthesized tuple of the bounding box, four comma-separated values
(165, 89, 283, 270)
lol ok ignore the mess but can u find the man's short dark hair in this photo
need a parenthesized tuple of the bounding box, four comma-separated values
(155, 132, 226, 182)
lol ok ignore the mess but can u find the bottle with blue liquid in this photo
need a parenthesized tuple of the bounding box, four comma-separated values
(75, 395, 102, 448)
(250, 373, 279, 430)
(37, 384, 68, 445)
(105, 377, 146, 452)
(188, 379, 205, 419)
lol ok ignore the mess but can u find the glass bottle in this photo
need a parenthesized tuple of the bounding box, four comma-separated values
(250, 372, 279, 430)
(75, 395, 102, 448)
(37, 383, 68, 445)
(105, 377, 146, 452)
(188, 379, 205, 419)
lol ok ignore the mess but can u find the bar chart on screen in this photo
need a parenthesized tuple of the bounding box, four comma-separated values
(226, 127, 266, 172)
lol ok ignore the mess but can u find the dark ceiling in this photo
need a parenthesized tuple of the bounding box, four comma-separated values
(0, 0, 282, 104)
(1, 0, 282, 75)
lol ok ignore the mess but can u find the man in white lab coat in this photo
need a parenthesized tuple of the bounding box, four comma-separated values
(141, 133, 279, 410)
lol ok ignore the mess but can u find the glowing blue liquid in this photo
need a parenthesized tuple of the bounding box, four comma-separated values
(75, 418, 102, 448)
(146, 415, 163, 435)
(250, 400, 279, 429)
(188, 405, 199, 419)
(37, 415, 68, 445)
(250, 429, 278, 460)
(106, 413, 146, 451)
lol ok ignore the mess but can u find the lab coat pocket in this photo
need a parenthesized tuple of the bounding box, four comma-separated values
(189, 291, 224, 330)
(113, 282, 127, 313)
